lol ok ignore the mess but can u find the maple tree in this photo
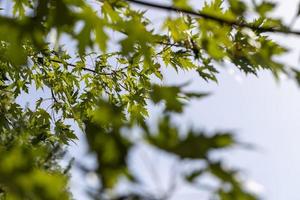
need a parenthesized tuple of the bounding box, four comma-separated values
(0, 0, 299, 199)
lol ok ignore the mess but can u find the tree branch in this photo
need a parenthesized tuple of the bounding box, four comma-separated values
(49, 59, 103, 75)
(125, 0, 300, 36)
(49, 59, 124, 76)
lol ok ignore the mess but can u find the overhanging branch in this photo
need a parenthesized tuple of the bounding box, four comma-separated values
(125, 0, 300, 36)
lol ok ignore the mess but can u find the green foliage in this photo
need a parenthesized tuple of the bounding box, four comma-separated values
(0, 0, 299, 199)
(85, 100, 132, 188)
(147, 116, 234, 159)
(150, 84, 209, 113)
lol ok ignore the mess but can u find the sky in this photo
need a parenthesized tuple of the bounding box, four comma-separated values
(115, 1, 300, 200)
(12, 0, 300, 199)
(161, 1, 300, 199)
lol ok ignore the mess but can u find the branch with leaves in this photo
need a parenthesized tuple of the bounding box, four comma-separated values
(125, 0, 300, 35)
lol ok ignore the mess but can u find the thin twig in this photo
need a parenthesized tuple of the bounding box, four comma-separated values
(51, 88, 58, 103)
(49, 59, 104, 74)
(49, 58, 128, 76)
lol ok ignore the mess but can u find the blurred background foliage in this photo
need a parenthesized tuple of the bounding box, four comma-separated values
(0, 0, 300, 199)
